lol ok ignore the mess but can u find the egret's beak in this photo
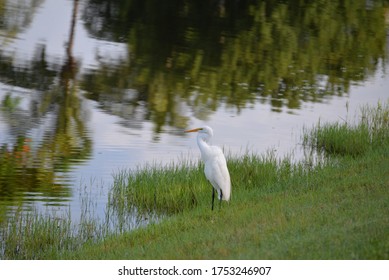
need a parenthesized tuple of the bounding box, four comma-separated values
(184, 128, 202, 133)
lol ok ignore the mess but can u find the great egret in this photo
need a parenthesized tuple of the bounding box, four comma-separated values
(185, 126, 231, 210)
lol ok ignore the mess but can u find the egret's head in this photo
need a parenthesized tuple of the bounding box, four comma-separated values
(185, 126, 213, 142)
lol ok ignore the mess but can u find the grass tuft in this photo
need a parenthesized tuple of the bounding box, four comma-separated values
(110, 160, 209, 214)
(304, 122, 371, 156)
(111, 150, 309, 214)
(303, 102, 389, 157)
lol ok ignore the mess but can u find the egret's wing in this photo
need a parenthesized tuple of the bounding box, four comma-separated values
(204, 146, 231, 201)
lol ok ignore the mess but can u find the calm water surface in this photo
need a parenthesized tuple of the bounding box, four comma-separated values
(0, 0, 388, 224)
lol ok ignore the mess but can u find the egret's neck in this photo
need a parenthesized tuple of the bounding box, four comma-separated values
(197, 134, 212, 161)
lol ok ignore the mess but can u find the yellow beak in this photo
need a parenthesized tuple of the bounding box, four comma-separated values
(184, 128, 202, 133)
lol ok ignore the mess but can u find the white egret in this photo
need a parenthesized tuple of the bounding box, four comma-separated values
(185, 126, 231, 210)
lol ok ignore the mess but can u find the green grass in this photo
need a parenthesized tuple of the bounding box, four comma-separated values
(0, 205, 111, 259)
(303, 101, 389, 157)
(1, 102, 388, 259)
(110, 160, 209, 215)
(109, 150, 302, 215)
(59, 146, 388, 259)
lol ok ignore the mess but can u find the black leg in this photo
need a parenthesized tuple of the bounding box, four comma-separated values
(212, 188, 215, 211)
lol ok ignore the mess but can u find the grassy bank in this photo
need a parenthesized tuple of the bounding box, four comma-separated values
(1, 102, 388, 259)
(62, 150, 388, 259)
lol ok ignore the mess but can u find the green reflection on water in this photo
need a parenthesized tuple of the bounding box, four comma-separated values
(81, 0, 388, 130)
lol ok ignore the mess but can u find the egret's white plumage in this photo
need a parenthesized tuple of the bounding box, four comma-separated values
(185, 126, 231, 210)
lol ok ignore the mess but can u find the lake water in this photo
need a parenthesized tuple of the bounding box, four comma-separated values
(0, 0, 388, 224)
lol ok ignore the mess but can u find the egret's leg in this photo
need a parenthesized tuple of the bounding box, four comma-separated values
(211, 188, 215, 211)
(219, 190, 223, 209)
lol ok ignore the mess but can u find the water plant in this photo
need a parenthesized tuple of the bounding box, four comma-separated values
(303, 101, 389, 157)
(110, 160, 209, 214)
